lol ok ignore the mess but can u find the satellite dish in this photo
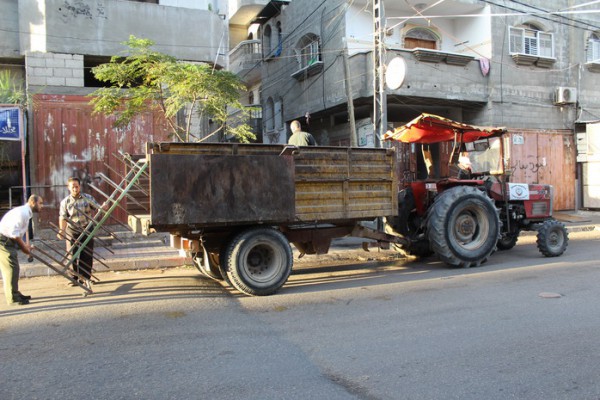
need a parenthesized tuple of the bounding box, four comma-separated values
(385, 56, 406, 90)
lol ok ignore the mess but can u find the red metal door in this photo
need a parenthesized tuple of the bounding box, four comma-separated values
(31, 94, 170, 228)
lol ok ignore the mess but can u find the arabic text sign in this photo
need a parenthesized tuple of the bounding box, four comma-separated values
(0, 107, 21, 141)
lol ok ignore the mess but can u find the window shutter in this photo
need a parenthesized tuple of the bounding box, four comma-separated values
(538, 32, 553, 58)
(509, 27, 524, 54)
(588, 39, 600, 63)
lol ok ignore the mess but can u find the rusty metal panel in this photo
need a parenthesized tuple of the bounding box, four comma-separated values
(31, 94, 171, 227)
(506, 131, 575, 211)
(147, 143, 398, 227)
(150, 154, 296, 227)
(537, 133, 575, 211)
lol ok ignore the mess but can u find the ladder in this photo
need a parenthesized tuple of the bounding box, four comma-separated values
(29, 154, 150, 296)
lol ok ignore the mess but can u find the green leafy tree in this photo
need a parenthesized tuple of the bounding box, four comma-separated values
(90, 36, 255, 143)
(0, 70, 26, 104)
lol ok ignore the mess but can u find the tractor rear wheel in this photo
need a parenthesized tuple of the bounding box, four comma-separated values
(536, 219, 568, 257)
(427, 186, 500, 267)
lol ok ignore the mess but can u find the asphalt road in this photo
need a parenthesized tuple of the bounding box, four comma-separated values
(1, 229, 600, 400)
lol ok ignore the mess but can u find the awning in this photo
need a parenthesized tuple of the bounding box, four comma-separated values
(383, 113, 506, 144)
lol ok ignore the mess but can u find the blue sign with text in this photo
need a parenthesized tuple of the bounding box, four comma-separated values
(0, 108, 21, 141)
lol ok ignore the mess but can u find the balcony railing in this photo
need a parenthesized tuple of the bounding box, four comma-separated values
(229, 40, 262, 82)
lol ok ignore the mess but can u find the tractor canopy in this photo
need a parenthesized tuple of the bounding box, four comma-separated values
(383, 113, 506, 144)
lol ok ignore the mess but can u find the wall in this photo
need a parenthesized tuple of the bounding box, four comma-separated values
(25, 52, 83, 87)
(17, 0, 226, 64)
(0, 0, 20, 58)
(30, 94, 173, 226)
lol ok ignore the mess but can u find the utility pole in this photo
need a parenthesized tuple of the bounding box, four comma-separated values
(373, 0, 386, 148)
(342, 38, 357, 146)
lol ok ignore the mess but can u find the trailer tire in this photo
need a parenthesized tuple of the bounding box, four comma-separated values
(537, 220, 568, 257)
(223, 227, 293, 296)
(497, 231, 519, 251)
(192, 251, 225, 281)
(427, 186, 500, 267)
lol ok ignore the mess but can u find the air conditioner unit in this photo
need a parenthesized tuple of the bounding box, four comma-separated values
(554, 87, 577, 105)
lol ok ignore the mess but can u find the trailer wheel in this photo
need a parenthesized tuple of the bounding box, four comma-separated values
(223, 227, 293, 296)
(537, 220, 568, 257)
(192, 251, 225, 281)
(427, 186, 500, 267)
(497, 231, 519, 251)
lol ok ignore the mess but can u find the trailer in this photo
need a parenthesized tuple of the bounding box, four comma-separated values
(130, 142, 408, 296)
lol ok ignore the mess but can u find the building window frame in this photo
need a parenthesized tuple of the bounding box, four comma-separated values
(508, 23, 555, 67)
(291, 33, 323, 80)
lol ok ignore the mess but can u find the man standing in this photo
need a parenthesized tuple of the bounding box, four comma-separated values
(0, 195, 44, 306)
(288, 120, 317, 146)
(57, 177, 102, 288)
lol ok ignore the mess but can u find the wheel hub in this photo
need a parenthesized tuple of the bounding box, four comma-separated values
(247, 247, 272, 275)
(455, 213, 476, 242)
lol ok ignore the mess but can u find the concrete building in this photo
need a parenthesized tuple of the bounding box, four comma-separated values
(0, 0, 229, 221)
(248, 0, 600, 210)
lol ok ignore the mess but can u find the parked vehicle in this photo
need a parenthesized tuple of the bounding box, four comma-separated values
(131, 114, 568, 295)
(384, 113, 568, 267)
(133, 142, 407, 296)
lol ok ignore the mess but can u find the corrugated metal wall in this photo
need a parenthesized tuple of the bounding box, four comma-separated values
(506, 130, 575, 211)
(31, 94, 171, 227)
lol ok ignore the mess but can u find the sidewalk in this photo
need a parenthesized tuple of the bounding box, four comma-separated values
(17, 210, 600, 279)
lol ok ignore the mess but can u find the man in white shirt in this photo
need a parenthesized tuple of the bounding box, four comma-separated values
(0, 195, 44, 305)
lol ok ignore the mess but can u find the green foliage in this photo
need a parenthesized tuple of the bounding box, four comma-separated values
(90, 35, 255, 143)
(0, 70, 26, 105)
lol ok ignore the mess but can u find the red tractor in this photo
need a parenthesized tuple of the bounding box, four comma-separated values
(385, 114, 568, 267)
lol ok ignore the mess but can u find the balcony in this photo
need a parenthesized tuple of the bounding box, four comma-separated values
(229, 40, 263, 85)
(411, 48, 475, 66)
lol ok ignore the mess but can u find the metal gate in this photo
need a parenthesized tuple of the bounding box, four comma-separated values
(30, 94, 171, 227)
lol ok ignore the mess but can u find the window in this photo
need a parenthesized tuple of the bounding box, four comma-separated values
(587, 33, 600, 63)
(248, 91, 254, 105)
(509, 24, 554, 58)
(404, 27, 438, 50)
(291, 33, 323, 80)
(275, 98, 284, 130)
(265, 97, 274, 131)
(274, 22, 283, 57)
(263, 25, 272, 58)
(296, 34, 321, 68)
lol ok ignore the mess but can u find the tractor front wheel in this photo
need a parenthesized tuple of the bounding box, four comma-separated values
(536, 220, 568, 257)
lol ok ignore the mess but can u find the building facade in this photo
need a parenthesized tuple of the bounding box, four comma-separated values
(251, 0, 600, 209)
(0, 0, 228, 222)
